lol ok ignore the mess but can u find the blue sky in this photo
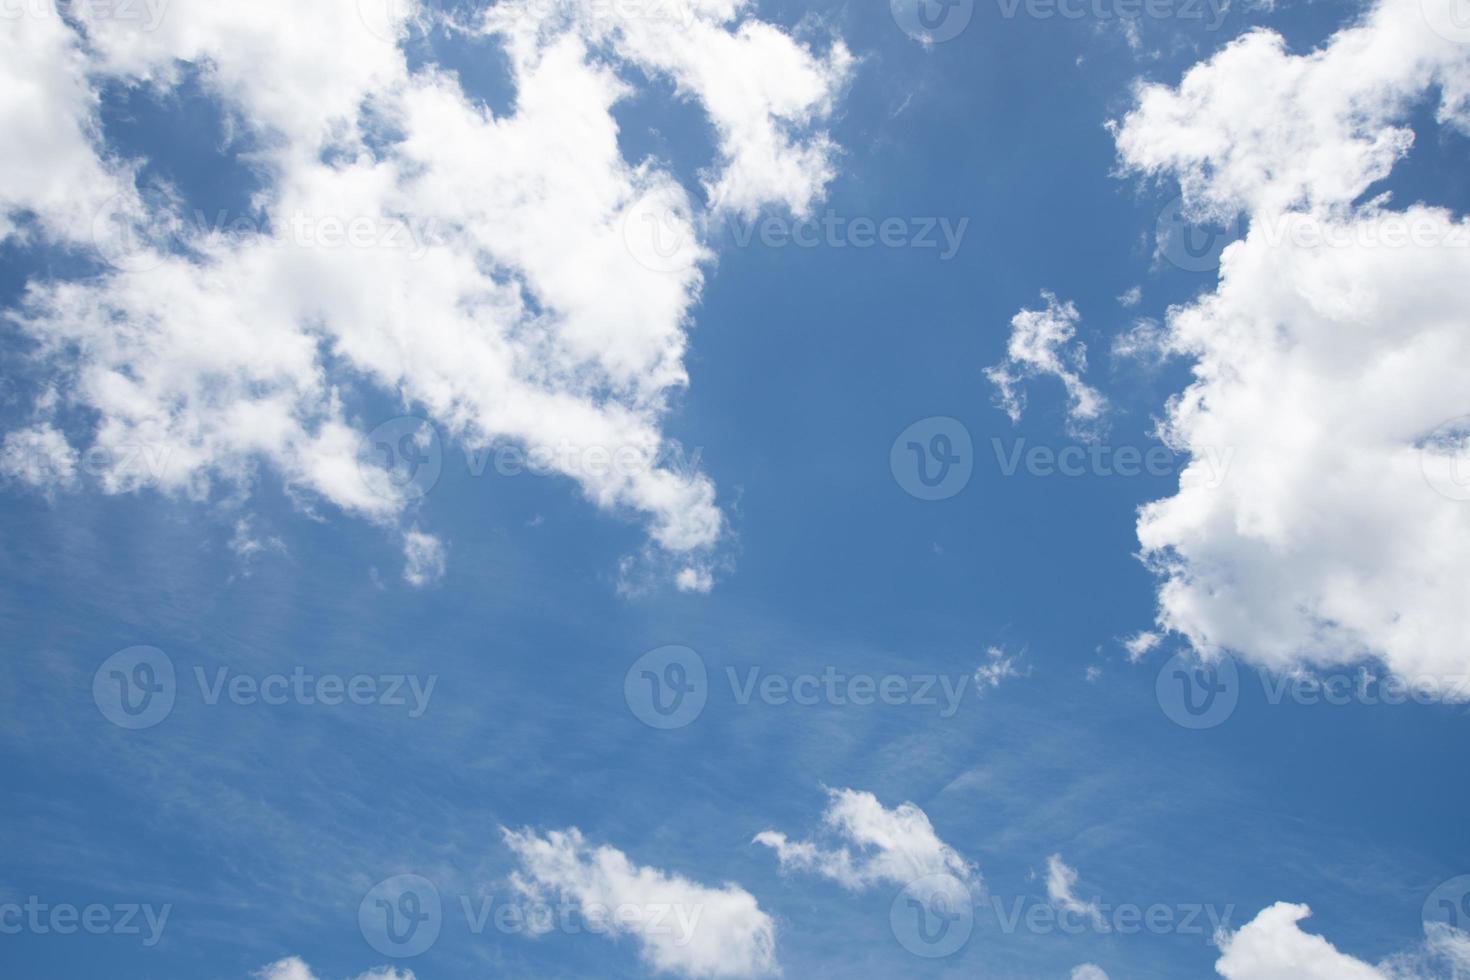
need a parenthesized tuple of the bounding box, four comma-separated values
(3, 1, 1470, 979)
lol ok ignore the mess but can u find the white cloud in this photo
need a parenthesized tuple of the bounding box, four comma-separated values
(676, 566, 716, 593)
(1123, 631, 1161, 663)
(1072, 965, 1110, 980)
(754, 788, 977, 892)
(975, 645, 1026, 692)
(1115, 0, 1470, 220)
(1045, 854, 1103, 928)
(1, 425, 78, 489)
(254, 960, 413, 980)
(1110, 320, 1168, 367)
(401, 529, 447, 587)
(986, 292, 1108, 437)
(0, 11, 133, 245)
(1, 0, 852, 590)
(1215, 903, 1470, 979)
(1112, 0, 1470, 689)
(1118, 286, 1142, 308)
(228, 517, 286, 575)
(502, 826, 777, 979)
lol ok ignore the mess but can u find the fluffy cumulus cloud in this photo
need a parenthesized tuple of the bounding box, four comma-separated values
(254, 961, 412, 980)
(0, 0, 852, 589)
(987, 292, 1108, 437)
(1114, 0, 1470, 689)
(1071, 965, 1110, 980)
(1215, 903, 1470, 979)
(502, 826, 777, 979)
(754, 788, 976, 892)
